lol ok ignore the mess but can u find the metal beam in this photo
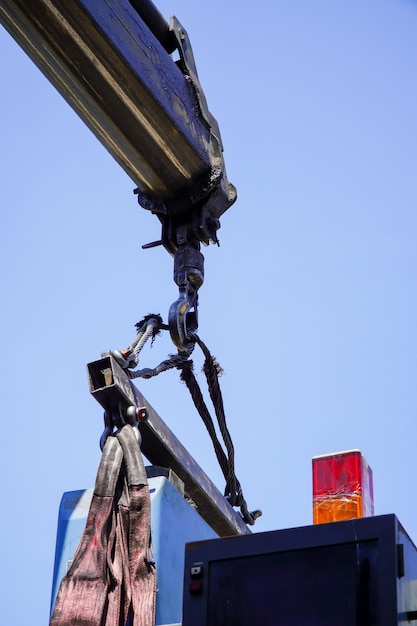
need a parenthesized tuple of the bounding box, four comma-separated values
(0, 0, 235, 217)
(88, 354, 251, 537)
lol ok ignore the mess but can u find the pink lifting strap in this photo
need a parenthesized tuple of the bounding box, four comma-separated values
(50, 425, 156, 626)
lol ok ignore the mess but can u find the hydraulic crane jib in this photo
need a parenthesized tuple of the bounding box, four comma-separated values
(0, 0, 236, 348)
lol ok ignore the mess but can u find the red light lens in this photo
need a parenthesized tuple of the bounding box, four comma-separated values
(189, 581, 203, 594)
(312, 450, 374, 524)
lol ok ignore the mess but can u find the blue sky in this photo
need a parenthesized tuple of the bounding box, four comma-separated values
(1, 1, 417, 623)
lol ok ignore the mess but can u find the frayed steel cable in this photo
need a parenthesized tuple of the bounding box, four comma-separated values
(180, 362, 245, 515)
(189, 332, 238, 502)
(188, 332, 261, 525)
(114, 317, 261, 525)
(179, 361, 231, 486)
(127, 348, 193, 380)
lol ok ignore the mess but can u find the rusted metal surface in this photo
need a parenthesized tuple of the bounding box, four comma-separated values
(0, 0, 236, 223)
(0, 0, 207, 196)
(87, 354, 251, 537)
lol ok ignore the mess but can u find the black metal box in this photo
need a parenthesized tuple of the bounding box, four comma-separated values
(183, 514, 417, 625)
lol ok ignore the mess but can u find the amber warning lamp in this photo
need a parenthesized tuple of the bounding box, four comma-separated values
(312, 449, 374, 524)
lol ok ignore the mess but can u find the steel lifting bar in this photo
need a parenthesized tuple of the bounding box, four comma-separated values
(88, 353, 250, 537)
(0, 0, 236, 237)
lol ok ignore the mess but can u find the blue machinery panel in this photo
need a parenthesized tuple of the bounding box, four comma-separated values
(51, 475, 217, 625)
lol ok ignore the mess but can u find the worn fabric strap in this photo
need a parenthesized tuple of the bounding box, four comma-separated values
(117, 426, 156, 626)
(50, 436, 124, 625)
(50, 425, 156, 626)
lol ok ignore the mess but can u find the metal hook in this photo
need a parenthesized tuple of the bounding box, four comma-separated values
(168, 245, 204, 351)
(168, 286, 198, 351)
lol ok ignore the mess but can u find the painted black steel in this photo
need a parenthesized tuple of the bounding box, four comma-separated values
(127, 0, 176, 53)
(183, 514, 417, 626)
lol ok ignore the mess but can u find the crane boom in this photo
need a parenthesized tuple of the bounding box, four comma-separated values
(0, 0, 236, 251)
(0, 0, 237, 347)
